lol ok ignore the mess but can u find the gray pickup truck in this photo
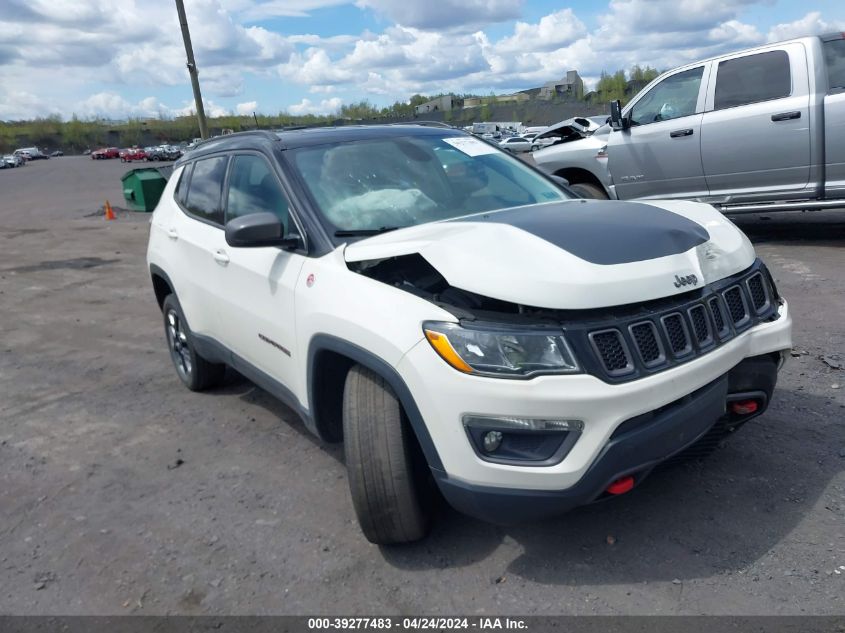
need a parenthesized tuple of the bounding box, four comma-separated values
(533, 34, 845, 213)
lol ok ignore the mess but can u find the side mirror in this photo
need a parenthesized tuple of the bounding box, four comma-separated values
(225, 212, 299, 249)
(549, 175, 570, 187)
(610, 100, 629, 131)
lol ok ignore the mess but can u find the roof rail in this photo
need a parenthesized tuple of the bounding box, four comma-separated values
(391, 120, 456, 129)
(193, 129, 279, 147)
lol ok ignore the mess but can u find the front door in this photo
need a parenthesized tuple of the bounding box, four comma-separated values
(216, 153, 305, 395)
(608, 65, 709, 200)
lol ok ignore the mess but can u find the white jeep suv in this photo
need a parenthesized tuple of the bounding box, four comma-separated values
(147, 126, 792, 544)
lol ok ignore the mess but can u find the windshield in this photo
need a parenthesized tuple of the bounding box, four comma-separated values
(290, 134, 571, 233)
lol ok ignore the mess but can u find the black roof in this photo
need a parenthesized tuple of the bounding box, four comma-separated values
(176, 124, 465, 165)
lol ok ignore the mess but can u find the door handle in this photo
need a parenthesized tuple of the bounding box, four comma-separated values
(669, 129, 694, 138)
(213, 249, 230, 266)
(166, 228, 178, 240)
(771, 111, 801, 121)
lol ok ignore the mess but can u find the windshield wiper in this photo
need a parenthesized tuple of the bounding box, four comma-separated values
(334, 226, 405, 237)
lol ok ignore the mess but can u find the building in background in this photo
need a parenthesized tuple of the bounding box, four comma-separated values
(415, 95, 463, 115)
(538, 70, 584, 100)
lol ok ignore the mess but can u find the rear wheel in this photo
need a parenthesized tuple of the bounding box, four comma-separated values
(569, 182, 609, 199)
(343, 365, 434, 544)
(162, 294, 225, 391)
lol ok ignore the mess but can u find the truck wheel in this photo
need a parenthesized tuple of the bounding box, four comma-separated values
(343, 365, 434, 544)
(569, 182, 609, 199)
(161, 294, 225, 392)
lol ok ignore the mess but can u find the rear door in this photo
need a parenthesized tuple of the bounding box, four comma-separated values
(608, 64, 709, 199)
(168, 156, 230, 339)
(700, 44, 810, 197)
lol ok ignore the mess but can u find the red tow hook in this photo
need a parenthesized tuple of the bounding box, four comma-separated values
(730, 399, 759, 416)
(606, 476, 635, 495)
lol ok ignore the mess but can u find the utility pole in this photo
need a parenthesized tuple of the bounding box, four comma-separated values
(174, 0, 208, 140)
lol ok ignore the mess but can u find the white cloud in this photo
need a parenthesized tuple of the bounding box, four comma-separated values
(286, 97, 342, 115)
(0, 89, 60, 121)
(236, 100, 258, 115)
(767, 11, 845, 42)
(236, 0, 349, 21)
(355, 0, 522, 30)
(495, 9, 587, 54)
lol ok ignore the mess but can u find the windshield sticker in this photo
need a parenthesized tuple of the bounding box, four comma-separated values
(442, 137, 498, 157)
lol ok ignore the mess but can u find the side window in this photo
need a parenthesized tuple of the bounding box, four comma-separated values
(174, 162, 192, 206)
(630, 66, 704, 125)
(184, 156, 228, 224)
(824, 39, 845, 92)
(714, 50, 791, 110)
(225, 155, 290, 232)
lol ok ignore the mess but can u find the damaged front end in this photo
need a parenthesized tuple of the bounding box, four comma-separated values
(348, 252, 781, 386)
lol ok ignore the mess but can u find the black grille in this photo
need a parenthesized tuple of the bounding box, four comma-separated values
(630, 322, 662, 365)
(708, 297, 727, 334)
(723, 286, 747, 324)
(576, 261, 778, 383)
(662, 313, 691, 356)
(747, 273, 768, 312)
(590, 330, 631, 374)
(689, 305, 711, 345)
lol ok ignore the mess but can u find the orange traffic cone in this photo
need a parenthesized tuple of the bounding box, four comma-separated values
(104, 200, 116, 220)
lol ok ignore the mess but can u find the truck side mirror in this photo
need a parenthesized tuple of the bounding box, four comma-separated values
(610, 100, 629, 131)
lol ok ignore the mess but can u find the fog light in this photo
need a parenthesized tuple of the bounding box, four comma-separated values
(482, 431, 503, 453)
(463, 415, 584, 465)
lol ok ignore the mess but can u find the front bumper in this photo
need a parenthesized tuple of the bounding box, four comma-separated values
(433, 354, 777, 524)
(396, 299, 791, 507)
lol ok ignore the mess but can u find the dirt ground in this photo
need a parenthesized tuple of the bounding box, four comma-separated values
(0, 156, 843, 615)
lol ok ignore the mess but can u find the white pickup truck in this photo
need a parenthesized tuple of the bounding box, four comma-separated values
(533, 33, 845, 214)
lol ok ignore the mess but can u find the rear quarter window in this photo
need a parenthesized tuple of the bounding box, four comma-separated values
(183, 156, 228, 225)
(714, 50, 791, 110)
(174, 163, 193, 207)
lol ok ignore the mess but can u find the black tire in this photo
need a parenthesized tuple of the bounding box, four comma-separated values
(343, 365, 434, 544)
(569, 182, 609, 199)
(161, 294, 225, 391)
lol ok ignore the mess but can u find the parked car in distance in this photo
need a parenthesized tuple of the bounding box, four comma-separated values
(147, 145, 182, 161)
(50, 150, 64, 157)
(498, 136, 533, 153)
(533, 33, 845, 214)
(147, 126, 791, 544)
(3, 154, 24, 168)
(120, 148, 147, 162)
(14, 146, 49, 160)
(91, 147, 120, 159)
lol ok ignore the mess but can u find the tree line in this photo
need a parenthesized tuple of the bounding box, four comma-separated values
(0, 66, 661, 152)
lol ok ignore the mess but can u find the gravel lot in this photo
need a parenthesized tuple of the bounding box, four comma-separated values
(1, 156, 843, 615)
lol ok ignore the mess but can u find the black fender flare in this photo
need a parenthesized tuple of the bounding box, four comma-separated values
(307, 334, 444, 471)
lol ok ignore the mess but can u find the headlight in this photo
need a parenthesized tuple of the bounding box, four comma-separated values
(423, 321, 580, 378)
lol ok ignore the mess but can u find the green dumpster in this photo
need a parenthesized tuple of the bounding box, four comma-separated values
(121, 168, 168, 212)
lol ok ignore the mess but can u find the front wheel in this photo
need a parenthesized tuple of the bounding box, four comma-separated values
(343, 365, 434, 544)
(569, 182, 609, 199)
(161, 294, 225, 391)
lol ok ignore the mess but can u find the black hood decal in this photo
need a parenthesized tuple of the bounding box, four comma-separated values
(455, 200, 710, 265)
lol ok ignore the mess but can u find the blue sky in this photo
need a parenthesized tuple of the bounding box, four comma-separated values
(1, 0, 843, 120)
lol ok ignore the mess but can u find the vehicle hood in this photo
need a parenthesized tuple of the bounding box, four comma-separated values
(534, 117, 600, 143)
(343, 199, 755, 310)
